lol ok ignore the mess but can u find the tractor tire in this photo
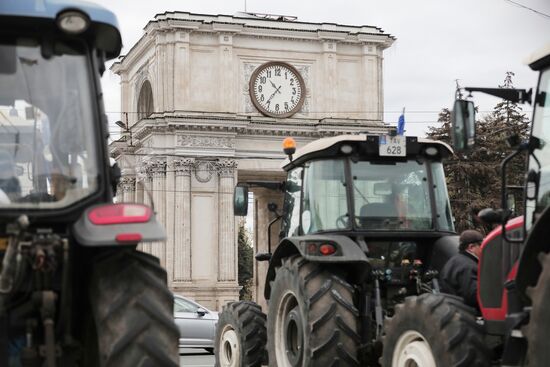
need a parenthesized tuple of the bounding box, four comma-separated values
(214, 301, 267, 367)
(382, 293, 490, 367)
(267, 255, 360, 367)
(525, 252, 550, 367)
(88, 249, 180, 367)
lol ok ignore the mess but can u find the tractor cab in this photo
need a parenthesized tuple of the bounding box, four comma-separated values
(0, 1, 122, 221)
(278, 134, 455, 239)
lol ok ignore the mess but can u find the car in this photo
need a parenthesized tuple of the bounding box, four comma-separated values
(174, 294, 218, 353)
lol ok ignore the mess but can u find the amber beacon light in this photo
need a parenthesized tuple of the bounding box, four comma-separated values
(283, 137, 296, 160)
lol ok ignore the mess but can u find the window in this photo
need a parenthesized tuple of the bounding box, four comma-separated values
(281, 167, 303, 237)
(351, 160, 434, 231)
(137, 80, 154, 120)
(0, 37, 99, 208)
(174, 297, 198, 313)
(301, 159, 348, 233)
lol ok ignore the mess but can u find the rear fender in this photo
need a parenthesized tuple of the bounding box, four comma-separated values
(72, 203, 166, 246)
(264, 235, 369, 300)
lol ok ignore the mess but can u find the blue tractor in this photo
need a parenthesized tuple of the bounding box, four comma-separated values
(0, 1, 179, 366)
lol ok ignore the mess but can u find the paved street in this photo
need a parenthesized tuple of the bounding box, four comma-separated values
(180, 348, 214, 367)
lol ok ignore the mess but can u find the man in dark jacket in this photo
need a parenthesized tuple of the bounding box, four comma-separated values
(439, 229, 484, 308)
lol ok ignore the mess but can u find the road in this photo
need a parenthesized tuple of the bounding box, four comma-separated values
(180, 348, 214, 367)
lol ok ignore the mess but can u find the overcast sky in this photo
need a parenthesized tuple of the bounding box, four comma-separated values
(92, 0, 550, 138)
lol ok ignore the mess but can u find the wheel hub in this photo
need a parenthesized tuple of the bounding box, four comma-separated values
(284, 306, 304, 367)
(393, 330, 436, 367)
(219, 326, 240, 367)
(275, 291, 304, 367)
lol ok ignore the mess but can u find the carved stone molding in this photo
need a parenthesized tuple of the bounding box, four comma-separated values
(215, 159, 237, 178)
(145, 158, 167, 178)
(171, 158, 195, 176)
(177, 135, 235, 149)
(193, 161, 217, 183)
(118, 176, 136, 192)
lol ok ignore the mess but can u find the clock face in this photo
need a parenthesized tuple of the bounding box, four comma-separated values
(249, 62, 305, 118)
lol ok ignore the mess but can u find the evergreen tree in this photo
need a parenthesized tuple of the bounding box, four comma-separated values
(426, 72, 530, 233)
(238, 223, 254, 300)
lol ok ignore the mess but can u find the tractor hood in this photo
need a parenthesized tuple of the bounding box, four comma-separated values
(0, 0, 122, 60)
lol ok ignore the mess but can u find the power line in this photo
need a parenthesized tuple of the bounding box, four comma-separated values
(103, 110, 532, 114)
(503, 0, 550, 19)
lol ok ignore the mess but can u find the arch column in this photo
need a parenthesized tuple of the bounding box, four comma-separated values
(172, 158, 193, 282)
(216, 159, 238, 282)
(148, 158, 167, 267)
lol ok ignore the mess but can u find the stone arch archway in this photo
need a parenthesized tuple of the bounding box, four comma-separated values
(137, 80, 154, 120)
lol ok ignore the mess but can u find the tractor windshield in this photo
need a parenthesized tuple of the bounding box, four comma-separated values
(352, 159, 453, 231)
(296, 157, 453, 235)
(0, 36, 99, 209)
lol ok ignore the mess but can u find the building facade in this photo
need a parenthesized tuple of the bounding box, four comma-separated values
(110, 12, 394, 310)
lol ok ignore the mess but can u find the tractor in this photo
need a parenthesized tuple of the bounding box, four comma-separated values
(214, 132, 462, 366)
(433, 45, 550, 367)
(0, 1, 179, 366)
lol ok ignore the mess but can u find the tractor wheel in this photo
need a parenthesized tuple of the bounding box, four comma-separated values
(267, 255, 360, 367)
(214, 301, 267, 367)
(382, 293, 490, 367)
(525, 252, 550, 367)
(87, 249, 180, 367)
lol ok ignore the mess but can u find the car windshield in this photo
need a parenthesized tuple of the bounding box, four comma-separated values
(0, 36, 99, 209)
(351, 159, 453, 231)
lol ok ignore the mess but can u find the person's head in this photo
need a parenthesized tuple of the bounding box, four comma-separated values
(459, 229, 484, 257)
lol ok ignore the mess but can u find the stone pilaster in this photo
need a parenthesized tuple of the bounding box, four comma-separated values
(216, 159, 238, 281)
(174, 31, 190, 110)
(164, 158, 176, 286)
(219, 34, 234, 112)
(362, 44, 380, 121)
(173, 158, 193, 282)
(322, 41, 337, 118)
(147, 158, 167, 266)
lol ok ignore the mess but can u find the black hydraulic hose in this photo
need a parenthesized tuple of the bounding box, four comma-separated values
(267, 216, 282, 254)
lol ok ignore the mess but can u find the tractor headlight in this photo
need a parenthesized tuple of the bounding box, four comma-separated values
(56, 11, 90, 34)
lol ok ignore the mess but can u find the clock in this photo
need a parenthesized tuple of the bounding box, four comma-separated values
(249, 61, 305, 118)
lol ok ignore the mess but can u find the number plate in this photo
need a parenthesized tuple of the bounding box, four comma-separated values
(379, 135, 406, 157)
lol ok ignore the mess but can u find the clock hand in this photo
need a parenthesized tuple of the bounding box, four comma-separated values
(274, 85, 282, 94)
(269, 80, 277, 89)
(267, 90, 277, 104)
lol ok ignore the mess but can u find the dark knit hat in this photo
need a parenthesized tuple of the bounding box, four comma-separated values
(459, 229, 484, 250)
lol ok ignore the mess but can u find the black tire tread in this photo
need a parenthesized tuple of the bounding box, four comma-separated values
(382, 293, 490, 367)
(268, 254, 360, 366)
(89, 250, 179, 367)
(214, 301, 267, 367)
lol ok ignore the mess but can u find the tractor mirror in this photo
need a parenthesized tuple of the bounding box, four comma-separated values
(234, 184, 249, 216)
(451, 100, 476, 152)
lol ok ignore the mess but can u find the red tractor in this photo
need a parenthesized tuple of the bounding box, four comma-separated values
(378, 46, 549, 367)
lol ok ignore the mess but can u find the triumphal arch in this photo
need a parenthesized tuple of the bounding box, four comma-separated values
(110, 12, 394, 310)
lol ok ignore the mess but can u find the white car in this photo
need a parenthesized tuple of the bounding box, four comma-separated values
(174, 295, 218, 353)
